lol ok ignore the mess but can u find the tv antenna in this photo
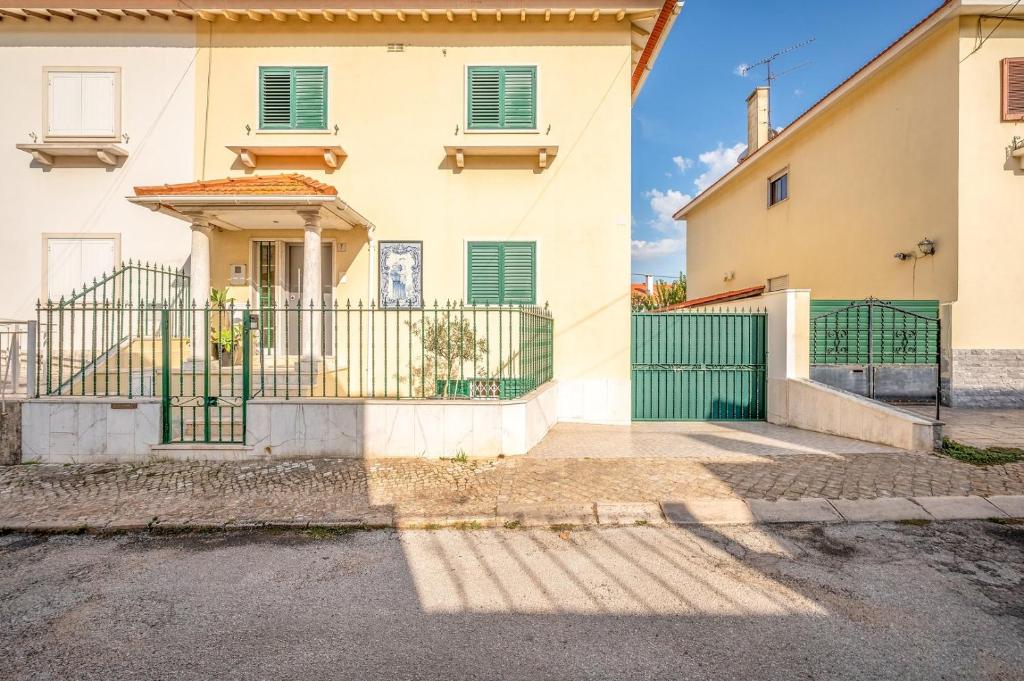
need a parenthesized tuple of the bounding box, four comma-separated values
(740, 38, 816, 130)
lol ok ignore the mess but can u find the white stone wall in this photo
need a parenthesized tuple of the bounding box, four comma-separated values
(247, 381, 559, 459)
(949, 349, 1024, 407)
(22, 399, 161, 463)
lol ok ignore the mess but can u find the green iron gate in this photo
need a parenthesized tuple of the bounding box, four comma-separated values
(160, 306, 249, 444)
(631, 311, 767, 421)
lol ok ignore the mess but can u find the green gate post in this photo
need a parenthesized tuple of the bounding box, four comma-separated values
(242, 308, 251, 443)
(160, 307, 171, 444)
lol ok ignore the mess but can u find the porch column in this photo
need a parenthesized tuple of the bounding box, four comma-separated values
(189, 217, 212, 364)
(300, 210, 323, 361)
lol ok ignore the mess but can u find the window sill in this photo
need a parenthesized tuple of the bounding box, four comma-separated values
(254, 129, 333, 135)
(227, 144, 346, 169)
(444, 141, 558, 170)
(463, 129, 541, 135)
(16, 142, 128, 167)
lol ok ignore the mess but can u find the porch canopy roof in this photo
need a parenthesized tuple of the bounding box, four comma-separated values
(128, 173, 374, 231)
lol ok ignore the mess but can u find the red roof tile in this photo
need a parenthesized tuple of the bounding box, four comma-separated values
(134, 173, 337, 197)
(656, 285, 765, 311)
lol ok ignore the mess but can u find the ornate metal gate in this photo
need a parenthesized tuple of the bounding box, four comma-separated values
(160, 306, 249, 444)
(810, 297, 940, 418)
(631, 311, 766, 421)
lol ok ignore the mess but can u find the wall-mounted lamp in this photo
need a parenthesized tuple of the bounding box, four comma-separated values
(917, 237, 936, 256)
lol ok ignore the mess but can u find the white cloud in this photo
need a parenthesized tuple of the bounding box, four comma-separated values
(672, 155, 694, 172)
(794, 88, 805, 97)
(734, 63, 750, 77)
(693, 142, 746, 193)
(644, 188, 691, 233)
(631, 237, 684, 260)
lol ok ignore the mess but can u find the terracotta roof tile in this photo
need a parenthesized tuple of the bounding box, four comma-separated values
(134, 173, 337, 197)
(656, 285, 765, 311)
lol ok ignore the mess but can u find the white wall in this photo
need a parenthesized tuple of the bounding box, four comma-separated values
(0, 20, 197, 319)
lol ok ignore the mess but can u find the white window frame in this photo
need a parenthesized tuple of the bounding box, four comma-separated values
(42, 66, 122, 142)
(41, 233, 121, 301)
(767, 167, 789, 208)
(463, 63, 542, 135)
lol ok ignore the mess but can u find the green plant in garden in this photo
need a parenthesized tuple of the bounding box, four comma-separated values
(209, 288, 233, 309)
(408, 316, 488, 397)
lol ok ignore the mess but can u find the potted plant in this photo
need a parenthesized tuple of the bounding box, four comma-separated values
(210, 322, 243, 365)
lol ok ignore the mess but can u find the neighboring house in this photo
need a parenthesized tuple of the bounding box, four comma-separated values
(0, 14, 196, 319)
(7, 1, 682, 461)
(675, 0, 1024, 407)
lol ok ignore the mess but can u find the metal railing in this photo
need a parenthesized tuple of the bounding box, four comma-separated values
(37, 262, 190, 397)
(55, 260, 190, 309)
(34, 299, 555, 402)
(1, 320, 31, 404)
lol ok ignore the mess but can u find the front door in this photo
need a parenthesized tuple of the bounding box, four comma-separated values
(285, 243, 333, 355)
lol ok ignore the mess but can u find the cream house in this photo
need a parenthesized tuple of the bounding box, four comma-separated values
(675, 0, 1024, 407)
(7, 1, 681, 461)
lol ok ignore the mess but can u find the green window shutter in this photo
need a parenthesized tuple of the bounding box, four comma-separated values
(259, 67, 293, 129)
(467, 65, 536, 130)
(293, 66, 328, 129)
(501, 242, 537, 304)
(259, 66, 327, 130)
(467, 241, 537, 304)
(467, 242, 502, 304)
(501, 66, 537, 129)
(467, 67, 502, 129)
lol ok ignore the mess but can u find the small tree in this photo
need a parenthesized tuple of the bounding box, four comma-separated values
(409, 316, 488, 397)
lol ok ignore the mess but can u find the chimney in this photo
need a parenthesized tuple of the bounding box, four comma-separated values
(746, 86, 770, 155)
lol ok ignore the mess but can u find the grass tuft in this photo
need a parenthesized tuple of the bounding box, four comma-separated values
(939, 437, 1024, 466)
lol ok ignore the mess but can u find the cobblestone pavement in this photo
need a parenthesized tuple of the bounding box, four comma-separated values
(910, 406, 1024, 449)
(2, 423, 1024, 528)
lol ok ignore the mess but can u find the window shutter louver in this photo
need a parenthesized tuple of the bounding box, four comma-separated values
(259, 67, 293, 128)
(467, 242, 503, 304)
(467, 65, 537, 130)
(501, 242, 537, 304)
(467, 67, 502, 129)
(294, 67, 328, 129)
(501, 66, 537, 129)
(1003, 58, 1024, 121)
(260, 66, 327, 130)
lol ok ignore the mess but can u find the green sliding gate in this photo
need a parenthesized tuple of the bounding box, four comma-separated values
(631, 311, 767, 421)
(160, 306, 248, 444)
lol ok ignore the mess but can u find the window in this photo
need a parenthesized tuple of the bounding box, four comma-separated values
(44, 67, 119, 140)
(1002, 58, 1024, 121)
(259, 66, 328, 130)
(44, 236, 118, 300)
(768, 170, 789, 207)
(467, 241, 536, 304)
(467, 66, 537, 131)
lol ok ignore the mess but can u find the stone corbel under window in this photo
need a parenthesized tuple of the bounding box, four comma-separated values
(16, 142, 128, 166)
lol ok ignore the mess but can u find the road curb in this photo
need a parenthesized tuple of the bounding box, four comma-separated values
(1, 495, 1021, 535)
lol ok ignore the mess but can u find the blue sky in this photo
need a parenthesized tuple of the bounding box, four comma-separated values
(630, 0, 943, 283)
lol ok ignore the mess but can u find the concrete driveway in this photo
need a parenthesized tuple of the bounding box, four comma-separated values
(2, 522, 1021, 680)
(910, 406, 1024, 449)
(528, 421, 900, 459)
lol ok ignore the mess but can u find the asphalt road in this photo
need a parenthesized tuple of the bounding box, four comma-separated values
(2, 521, 1022, 680)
